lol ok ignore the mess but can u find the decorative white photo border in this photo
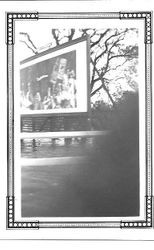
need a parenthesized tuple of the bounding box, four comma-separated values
(6, 11, 153, 229)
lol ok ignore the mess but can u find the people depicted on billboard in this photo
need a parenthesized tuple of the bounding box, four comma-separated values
(20, 51, 77, 111)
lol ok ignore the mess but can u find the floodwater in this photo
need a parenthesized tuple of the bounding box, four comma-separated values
(21, 135, 139, 217)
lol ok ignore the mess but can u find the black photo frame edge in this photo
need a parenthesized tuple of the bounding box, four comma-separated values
(6, 11, 153, 229)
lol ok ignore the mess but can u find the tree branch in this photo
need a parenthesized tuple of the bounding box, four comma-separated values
(105, 58, 128, 74)
(91, 61, 97, 91)
(94, 29, 128, 63)
(68, 29, 75, 41)
(51, 29, 60, 45)
(91, 58, 115, 106)
(90, 29, 110, 48)
(20, 40, 37, 54)
(20, 32, 37, 50)
(91, 83, 104, 96)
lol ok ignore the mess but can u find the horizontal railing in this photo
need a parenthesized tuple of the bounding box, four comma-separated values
(20, 130, 110, 139)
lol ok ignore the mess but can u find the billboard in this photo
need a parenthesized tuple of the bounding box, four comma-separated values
(20, 36, 90, 115)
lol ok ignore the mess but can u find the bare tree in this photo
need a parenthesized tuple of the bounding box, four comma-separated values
(88, 29, 138, 105)
(49, 28, 138, 106)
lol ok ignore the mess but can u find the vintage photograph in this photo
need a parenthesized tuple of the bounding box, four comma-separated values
(7, 12, 152, 229)
(18, 24, 140, 218)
